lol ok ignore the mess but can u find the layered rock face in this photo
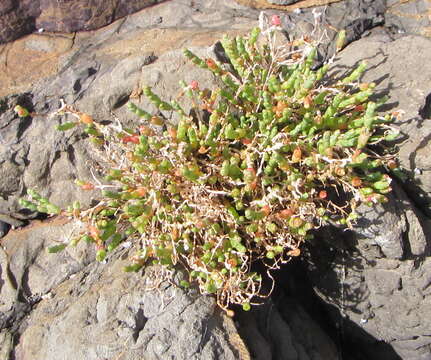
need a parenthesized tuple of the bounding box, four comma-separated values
(0, 0, 164, 44)
(5, 220, 247, 360)
(0, 0, 430, 359)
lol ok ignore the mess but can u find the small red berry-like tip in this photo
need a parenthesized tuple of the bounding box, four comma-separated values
(122, 135, 140, 144)
(205, 58, 216, 69)
(81, 183, 95, 191)
(271, 15, 281, 27)
(241, 138, 252, 145)
(261, 205, 271, 217)
(319, 190, 327, 199)
(14, 105, 29, 118)
(190, 80, 199, 90)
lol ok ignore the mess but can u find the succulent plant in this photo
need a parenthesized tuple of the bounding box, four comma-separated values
(20, 19, 400, 312)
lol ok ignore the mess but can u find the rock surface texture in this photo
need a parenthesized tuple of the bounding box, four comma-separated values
(0, 0, 431, 359)
(385, 0, 431, 37)
(0, 0, 165, 44)
(0, 221, 339, 360)
(12, 244, 247, 360)
(304, 34, 431, 360)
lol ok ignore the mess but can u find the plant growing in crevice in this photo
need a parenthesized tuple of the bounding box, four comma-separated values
(20, 16, 400, 312)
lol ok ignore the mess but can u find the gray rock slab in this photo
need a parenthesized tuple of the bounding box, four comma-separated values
(0, 214, 341, 360)
(0, 0, 166, 44)
(385, 0, 431, 37)
(0, 218, 94, 332)
(307, 228, 431, 360)
(0, 329, 13, 360)
(13, 257, 243, 360)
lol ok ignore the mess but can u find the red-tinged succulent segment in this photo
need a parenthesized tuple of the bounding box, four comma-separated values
(20, 21, 400, 312)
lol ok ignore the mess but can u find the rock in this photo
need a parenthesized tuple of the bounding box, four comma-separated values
(0, 1, 15, 16)
(12, 257, 245, 360)
(275, 0, 386, 61)
(0, 216, 340, 360)
(0, 7, 38, 45)
(306, 231, 431, 360)
(0, 329, 13, 360)
(0, 0, 166, 44)
(237, 0, 431, 43)
(0, 215, 24, 230)
(36, 0, 163, 33)
(385, 0, 431, 37)
(267, 0, 300, 5)
(0, 33, 76, 97)
(351, 182, 429, 259)
(0, 217, 255, 360)
(0, 0, 260, 97)
(0, 218, 94, 329)
(234, 0, 343, 11)
(0, 91, 104, 219)
(0, 217, 97, 358)
(354, 200, 406, 260)
(1, 1, 431, 359)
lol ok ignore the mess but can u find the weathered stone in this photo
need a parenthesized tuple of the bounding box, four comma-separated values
(0, 218, 94, 316)
(0, 0, 263, 97)
(364, 269, 402, 295)
(0, 9, 37, 45)
(36, 0, 159, 33)
(0, 216, 262, 360)
(0, 33, 75, 97)
(2, 225, 339, 360)
(267, 0, 300, 5)
(0, 0, 166, 44)
(354, 198, 406, 259)
(12, 257, 243, 360)
(0, 160, 22, 195)
(0, 221, 9, 238)
(0, 215, 24, 228)
(385, 0, 431, 37)
(0, 0, 15, 16)
(306, 229, 431, 360)
(0, 330, 13, 360)
(281, 0, 386, 61)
